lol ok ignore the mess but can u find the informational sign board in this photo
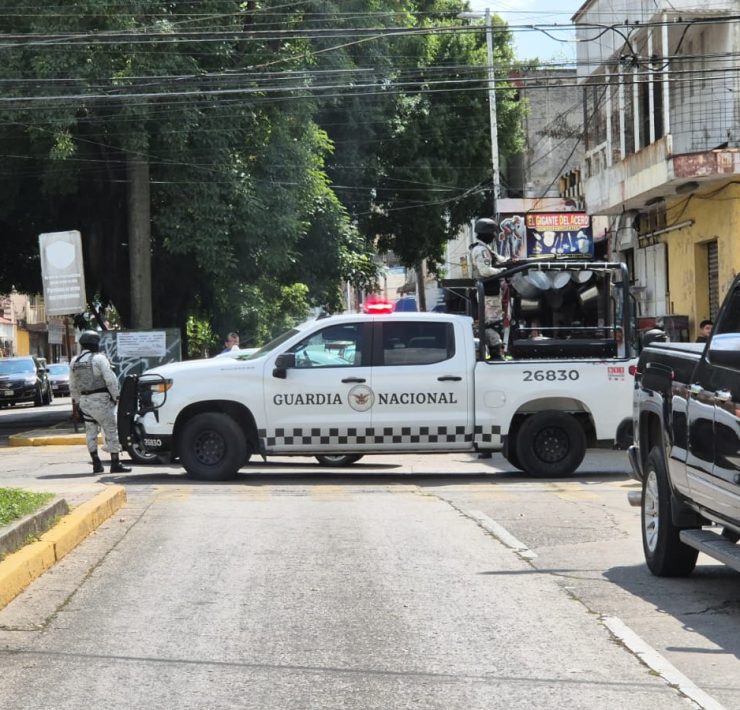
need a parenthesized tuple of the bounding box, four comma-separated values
(524, 213, 593, 259)
(116, 331, 167, 358)
(99, 329, 181, 386)
(38, 230, 87, 316)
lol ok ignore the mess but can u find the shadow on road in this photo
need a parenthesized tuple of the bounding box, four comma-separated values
(604, 563, 740, 660)
(61, 459, 633, 488)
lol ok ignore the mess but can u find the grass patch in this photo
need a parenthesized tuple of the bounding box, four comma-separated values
(0, 488, 55, 527)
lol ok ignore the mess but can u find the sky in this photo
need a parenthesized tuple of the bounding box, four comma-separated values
(467, 0, 585, 63)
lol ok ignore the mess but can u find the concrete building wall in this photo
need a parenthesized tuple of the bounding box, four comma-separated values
(665, 181, 740, 334)
(520, 73, 583, 200)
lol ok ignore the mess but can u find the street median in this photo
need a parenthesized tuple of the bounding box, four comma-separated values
(0, 485, 127, 610)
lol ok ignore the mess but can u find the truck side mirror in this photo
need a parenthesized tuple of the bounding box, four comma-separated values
(641, 362, 672, 392)
(708, 333, 740, 369)
(273, 353, 295, 379)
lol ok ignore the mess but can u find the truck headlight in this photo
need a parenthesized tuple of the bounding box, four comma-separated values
(148, 380, 173, 394)
(138, 378, 172, 413)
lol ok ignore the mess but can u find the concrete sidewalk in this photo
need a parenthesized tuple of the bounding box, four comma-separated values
(1, 421, 127, 609)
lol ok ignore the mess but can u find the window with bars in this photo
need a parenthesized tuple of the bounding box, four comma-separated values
(707, 241, 719, 320)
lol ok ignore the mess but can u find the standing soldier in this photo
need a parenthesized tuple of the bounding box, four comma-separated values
(470, 218, 509, 359)
(70, 330, 131, 474)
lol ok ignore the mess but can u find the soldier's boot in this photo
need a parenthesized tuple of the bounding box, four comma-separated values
(90, 452, 104, 474)
(110, 453, 131, 474)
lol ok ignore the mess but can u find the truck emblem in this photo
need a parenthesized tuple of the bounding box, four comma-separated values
(348, 384, 374, 412)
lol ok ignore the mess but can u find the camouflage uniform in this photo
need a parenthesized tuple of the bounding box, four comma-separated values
(470, 237, 507, 353)
(69, 350, 122, 454)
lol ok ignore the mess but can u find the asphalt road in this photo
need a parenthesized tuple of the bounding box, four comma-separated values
(0, 448, 737, 709)
(0, 396, 73, 445)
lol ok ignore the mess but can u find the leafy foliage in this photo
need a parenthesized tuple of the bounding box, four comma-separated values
(0, 0, 524, 349)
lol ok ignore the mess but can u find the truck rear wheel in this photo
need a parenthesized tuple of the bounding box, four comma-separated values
(515, 411, 586, 477)
(180, 412, 246, 481)
(641, 446, 698, 576)
(315, 454, 363, 467)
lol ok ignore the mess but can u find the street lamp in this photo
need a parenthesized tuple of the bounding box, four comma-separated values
(458, 8, 500, 217)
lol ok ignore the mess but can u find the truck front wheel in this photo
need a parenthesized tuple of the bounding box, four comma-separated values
(180, 413, 247, 481)
(641, 446, 698, 576)
(127, 440, 170, 466)
(515, 411, 586, 477)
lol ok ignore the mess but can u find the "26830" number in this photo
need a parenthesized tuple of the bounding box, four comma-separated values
(523, 369, 580, 382)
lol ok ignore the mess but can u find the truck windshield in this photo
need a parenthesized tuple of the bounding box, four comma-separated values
(237, 329, 300, 360)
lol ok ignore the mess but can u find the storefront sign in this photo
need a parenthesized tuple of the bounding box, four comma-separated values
(524, 213, 593, 259)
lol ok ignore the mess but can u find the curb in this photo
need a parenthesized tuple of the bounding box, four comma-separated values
(8, 431, 102, 447)
(8, 433, 87, 447)
(0, 497, 71, 559)
(0, 485, 127, 610)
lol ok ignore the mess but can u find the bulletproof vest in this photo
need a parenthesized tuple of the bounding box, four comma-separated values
(469, 242, 501, 296)
(71, 351, 107, 392)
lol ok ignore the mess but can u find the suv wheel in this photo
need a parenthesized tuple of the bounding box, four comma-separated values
(641, 446, 698, 576)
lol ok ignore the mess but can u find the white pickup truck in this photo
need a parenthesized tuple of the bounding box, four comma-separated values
(119, 261, 637, 481)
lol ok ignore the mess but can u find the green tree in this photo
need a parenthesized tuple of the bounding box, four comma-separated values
(366, 1, 524, 274)
(0, 0, 375, 344)
(0, 0, 523, 343)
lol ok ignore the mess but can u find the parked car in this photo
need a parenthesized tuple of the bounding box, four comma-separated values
(0, 356, 53, 407)
(47, 362, 71, 397)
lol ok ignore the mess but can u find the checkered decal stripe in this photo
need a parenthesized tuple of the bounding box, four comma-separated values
(474, 424, 502, 445)
(258, 426, 474, 449)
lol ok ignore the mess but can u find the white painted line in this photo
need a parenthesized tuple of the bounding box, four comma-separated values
(469, 510, 537, 559)
(602, 615, 726, 710)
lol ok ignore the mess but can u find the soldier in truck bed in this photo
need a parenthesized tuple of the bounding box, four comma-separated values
(470, 218, 509, 359)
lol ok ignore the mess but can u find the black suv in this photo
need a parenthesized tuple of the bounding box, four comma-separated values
(0, 356, 53, 407)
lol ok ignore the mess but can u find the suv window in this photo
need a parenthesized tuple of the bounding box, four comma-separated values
(380, 322, 454, 366)
(716, 288, 740, 335)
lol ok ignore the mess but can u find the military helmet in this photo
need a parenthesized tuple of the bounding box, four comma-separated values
(79, 330, 101, 350)
(474, 218, 499, 245)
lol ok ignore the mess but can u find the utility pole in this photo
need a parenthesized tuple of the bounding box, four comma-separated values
(484, 8, 500, 219)
(459, 8, 500, 218)
(127, 153, 153, 329)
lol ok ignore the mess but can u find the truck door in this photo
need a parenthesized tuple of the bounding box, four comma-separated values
(369, 319, 472, 450)
(688, 287, 740, 520)
(262, 322, 374, 455)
